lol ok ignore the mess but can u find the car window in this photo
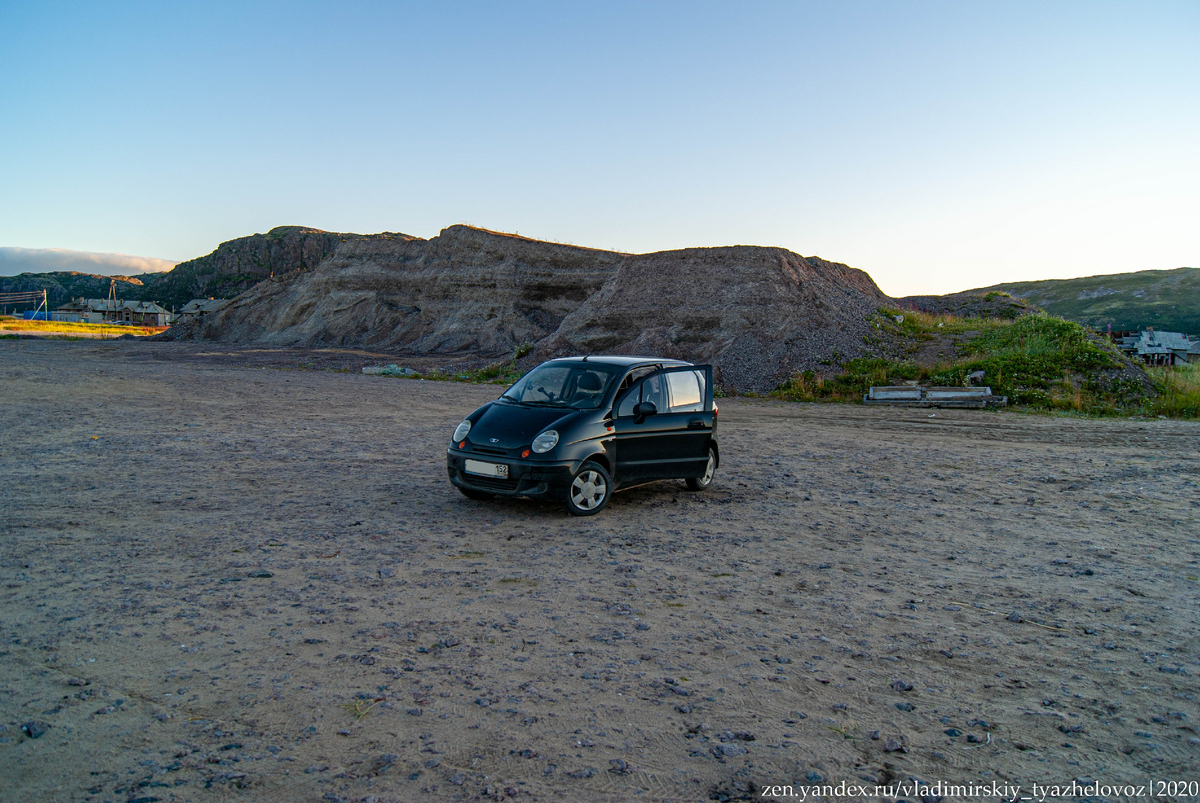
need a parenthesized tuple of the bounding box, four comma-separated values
(617, 385, 641, 417)
(667, 370, 704, 412)
(641, 373, 668, 412)
(502, 363, 618, 408)
(614, 365, 658, 400)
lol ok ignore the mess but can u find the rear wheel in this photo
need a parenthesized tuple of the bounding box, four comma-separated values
(565, 462, 611, 516)
(685, 447, 716, 491)
(457, 486, 494, 501)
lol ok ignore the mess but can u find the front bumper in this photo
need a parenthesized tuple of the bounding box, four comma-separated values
(446, 450, 577, 498)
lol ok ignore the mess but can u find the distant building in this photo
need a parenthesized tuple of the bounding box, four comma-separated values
(52, 297, 174, 326)
(1116, 329, 1195, 366)
(118, 300, 172, 326)
(179, 298, 229, 322)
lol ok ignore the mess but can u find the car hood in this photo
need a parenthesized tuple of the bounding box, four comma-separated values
(470, 403, 578, 450)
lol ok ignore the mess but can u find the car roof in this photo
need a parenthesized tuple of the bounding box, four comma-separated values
(546, 356, 692, 368)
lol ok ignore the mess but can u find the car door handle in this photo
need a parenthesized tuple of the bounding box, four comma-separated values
(687, 419, 708, 430)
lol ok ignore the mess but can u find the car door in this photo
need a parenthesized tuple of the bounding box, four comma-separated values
(613, 365, 713, 482)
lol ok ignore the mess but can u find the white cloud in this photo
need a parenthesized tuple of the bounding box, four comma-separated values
(0, 247, 177, 277)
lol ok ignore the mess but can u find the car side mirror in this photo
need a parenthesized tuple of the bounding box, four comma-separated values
(633, 401, 657, 423)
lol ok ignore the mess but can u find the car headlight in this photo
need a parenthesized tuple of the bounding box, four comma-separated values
(531, 430, 559, 453)
(452, 419, 471, 441)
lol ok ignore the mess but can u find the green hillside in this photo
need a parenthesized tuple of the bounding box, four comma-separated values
(976, 267, 1200, 335)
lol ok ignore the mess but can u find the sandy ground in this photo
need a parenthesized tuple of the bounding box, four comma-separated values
(1, 339, 1198, 803)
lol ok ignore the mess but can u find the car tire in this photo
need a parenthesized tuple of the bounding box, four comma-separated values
(685, 447, 717, 491)
(564, 461, 611, 516)
(457, 486, 494, 501)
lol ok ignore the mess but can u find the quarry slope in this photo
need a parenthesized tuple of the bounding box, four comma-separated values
(195, 225, 890, 391)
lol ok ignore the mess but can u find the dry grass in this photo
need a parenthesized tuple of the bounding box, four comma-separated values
(0, 319, 168, 337)
(1146, 362, 1200, 418)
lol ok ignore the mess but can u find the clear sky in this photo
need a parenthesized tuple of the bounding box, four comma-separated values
(1, 1, 1195, 295)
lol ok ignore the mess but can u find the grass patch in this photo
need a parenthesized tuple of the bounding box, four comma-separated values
(1146, 363, 1200, 418)
(0, 319, 168, 337)
(776, 312, 1173, 416)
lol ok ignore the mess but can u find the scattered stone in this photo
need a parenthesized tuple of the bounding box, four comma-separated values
(608, 759, 636, 774)
(884, 737, 906, 753)
(1007, 612, 1023, 623)
(891, 680, 913, 692)
(944, 728, 962, 737)
(712, 743, 748, 758)
(247, 570, 273, 578)
(21, 721, 50, 739)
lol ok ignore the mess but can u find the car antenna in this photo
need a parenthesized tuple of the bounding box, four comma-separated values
(581, 355, 588, 362)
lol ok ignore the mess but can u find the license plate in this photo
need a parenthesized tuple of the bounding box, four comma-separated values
(465, 459, 509, 478)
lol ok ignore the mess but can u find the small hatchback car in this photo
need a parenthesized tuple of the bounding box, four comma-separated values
(446, 356, 718, 515)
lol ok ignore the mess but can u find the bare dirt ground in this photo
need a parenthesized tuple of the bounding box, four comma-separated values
(2, 340, 1198, 803)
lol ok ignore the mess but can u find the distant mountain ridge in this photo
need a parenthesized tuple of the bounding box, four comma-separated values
(975, 267, 1200, 335)
(0, 226, 369, 311)
(0, 271, 148, 312)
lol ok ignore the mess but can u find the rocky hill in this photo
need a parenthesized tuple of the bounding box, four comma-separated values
(0, 227, 364, 314)
(975, 267, 1200, 335)
(193, 225, 890, 391)
(0, 272, 149, 312)
(141, 226, 364, 310)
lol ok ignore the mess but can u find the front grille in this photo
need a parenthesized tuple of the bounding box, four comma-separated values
(464, 475, 520, 491)
(470, 445, 509, 457)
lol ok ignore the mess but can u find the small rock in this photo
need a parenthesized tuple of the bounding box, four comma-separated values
(21, 721, 50, 739)
(608, 758, 636, 774)
(67, 678, 87, 687)
(895, 702, 915, 712)
(884, 737, 906, 753)
(1007, 611, 1023, 623)
(712, 743, 747, 758)
(944, 728, 962, 737)
(448, 772, 466, 786)
(891, 680, 913, 692)
(248, 570, 274, 578)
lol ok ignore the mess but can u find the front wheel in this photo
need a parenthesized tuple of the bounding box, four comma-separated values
(565, 462, 611, 516)
(685, 447, 717, 491)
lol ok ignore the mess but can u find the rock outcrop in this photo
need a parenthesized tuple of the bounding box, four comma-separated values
(188, 225, 891, 391)
(143, 226, 359, 310)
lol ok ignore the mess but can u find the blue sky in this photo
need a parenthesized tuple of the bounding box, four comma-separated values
(1, 1, 1195, 294)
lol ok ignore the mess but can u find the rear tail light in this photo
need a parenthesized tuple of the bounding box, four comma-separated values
(713, 403, 719, 418)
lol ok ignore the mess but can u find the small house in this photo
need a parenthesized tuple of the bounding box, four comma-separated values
(179, 298, 229, 322)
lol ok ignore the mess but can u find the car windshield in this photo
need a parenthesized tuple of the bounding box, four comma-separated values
(501, 363, 620, 409)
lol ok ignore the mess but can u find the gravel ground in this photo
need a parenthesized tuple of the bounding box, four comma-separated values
(1, 340, 1198, 802)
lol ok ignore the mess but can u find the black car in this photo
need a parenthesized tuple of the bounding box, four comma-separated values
(446, 356, 718, 515)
